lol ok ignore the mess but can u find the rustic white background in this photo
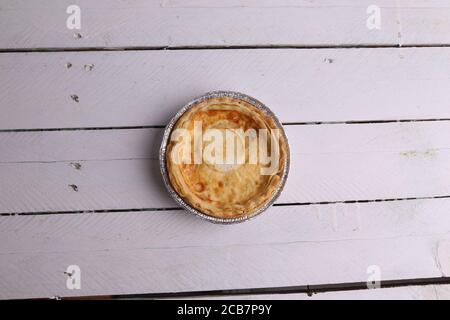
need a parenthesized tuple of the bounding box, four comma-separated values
(1, 0, 450, 299)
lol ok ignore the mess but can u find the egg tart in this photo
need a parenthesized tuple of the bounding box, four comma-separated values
(162, 92, 289, 222)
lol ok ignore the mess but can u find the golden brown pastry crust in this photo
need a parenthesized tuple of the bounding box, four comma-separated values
(166, 96, 287, 219)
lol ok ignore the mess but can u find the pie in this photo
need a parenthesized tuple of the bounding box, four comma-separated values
(165, 95, 288, 220)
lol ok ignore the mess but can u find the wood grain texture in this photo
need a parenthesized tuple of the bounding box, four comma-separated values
(0, 0, 399, 49)
(1, 198, 449, 299)
(398, 0, 450, 46)
(1, 121, 450, 213)
(1, 48, 450, 129)
(1, 1, 450, 49)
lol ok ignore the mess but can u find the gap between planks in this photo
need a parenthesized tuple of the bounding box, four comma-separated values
(2, 194, 450, 217)
(1, 118, 450, 133)
(52, 276, 450, 300)
(3, 43, 450, 54)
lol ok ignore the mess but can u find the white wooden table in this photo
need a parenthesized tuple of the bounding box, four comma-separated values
(1, 0, 450, 300)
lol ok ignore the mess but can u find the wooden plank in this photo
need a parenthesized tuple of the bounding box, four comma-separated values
(0, 0, 399, 49)
(1, 1, 449, 49)
(1, 122, 450, 213)
(399, 0, 450, 46)
(1, 48, 450, 129)
(1, 198, 449, 299)
(0, 128, 162, 163)
(3, 121, 450, 162)
(167, 285, 450, 300)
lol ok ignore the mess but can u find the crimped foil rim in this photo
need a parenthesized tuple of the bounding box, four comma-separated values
(159, 91, 290, 224)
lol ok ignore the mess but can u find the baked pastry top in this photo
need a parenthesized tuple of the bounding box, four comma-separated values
(166, 96, 287, 219)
